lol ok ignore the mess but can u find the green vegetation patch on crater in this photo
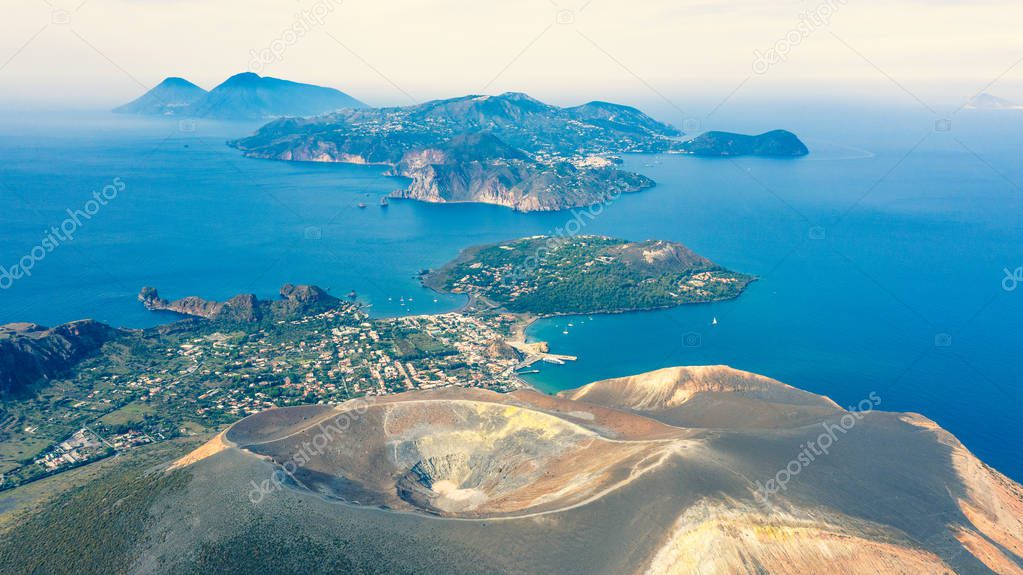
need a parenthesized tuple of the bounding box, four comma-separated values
(424, 235, 755, 315)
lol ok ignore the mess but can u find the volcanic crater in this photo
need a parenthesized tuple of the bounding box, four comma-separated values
(225, 392, 685, 518)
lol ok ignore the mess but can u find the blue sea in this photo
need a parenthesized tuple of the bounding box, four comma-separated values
(1, 106, 1021, 480)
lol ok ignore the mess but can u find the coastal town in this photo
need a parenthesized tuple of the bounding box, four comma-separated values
(0, 234, 748, 490)
(0, 305, 555, 489)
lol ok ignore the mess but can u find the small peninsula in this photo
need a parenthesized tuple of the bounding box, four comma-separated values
(138, 284, 342, 322)
(423, 235, 754, 315)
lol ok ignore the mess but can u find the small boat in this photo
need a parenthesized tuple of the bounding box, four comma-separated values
(346, 290, 357, 299)
(379, 197, 389, 207)
(712, 317, 718, 326)
(357, 203, 367, 209)
(567, 323, 574, 327)
(562, 329, 569, 335)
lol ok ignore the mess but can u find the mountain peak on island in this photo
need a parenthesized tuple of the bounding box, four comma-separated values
(186, 72, 367, 120)
(221, 71, 261, 84)
(114, 72, 366, 120)
(112, 75, 208, 115)
(566, 100, 682, 137)
(494, 91, 548, 104)
(159, 76, 199, 86)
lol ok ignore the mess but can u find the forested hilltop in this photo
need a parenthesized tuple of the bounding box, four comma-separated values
(423, 235, 754, 315)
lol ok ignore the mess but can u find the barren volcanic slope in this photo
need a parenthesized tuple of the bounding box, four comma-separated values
(11, 366, 1021, 573)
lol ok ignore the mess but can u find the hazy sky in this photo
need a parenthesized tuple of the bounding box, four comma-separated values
(2, 0, 1021, 113)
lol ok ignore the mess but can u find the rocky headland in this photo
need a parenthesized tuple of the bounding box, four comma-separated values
(138, 284, 343, 322)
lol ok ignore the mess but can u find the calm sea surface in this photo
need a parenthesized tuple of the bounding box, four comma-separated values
(1, 107, 1021, 479)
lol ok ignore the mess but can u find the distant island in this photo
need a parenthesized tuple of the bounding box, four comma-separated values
(113, 72, 366, 120)
(232, 92, 679, 211)
(422, 235, 754, 315)
(112, 77, 207, 116)
(676, 129, 809, 157)
(965, 92, 1023, 110)
(116, 75, 810, 209)
(231, 91, 809, 210)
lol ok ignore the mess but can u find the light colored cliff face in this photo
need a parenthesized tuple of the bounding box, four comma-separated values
(395, 160, 540, 210)
(394, 161, 652, 211)
(399, 148, 448, 169)
(644, 500, 952, 575)
(250, 141, 651, 211)
(395, 158, 561, 211)
(398, 163, 447, 204)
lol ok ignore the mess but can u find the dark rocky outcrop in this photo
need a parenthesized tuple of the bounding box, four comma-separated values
(0, 320, 118, 397)
(138, 284, 341, 323)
